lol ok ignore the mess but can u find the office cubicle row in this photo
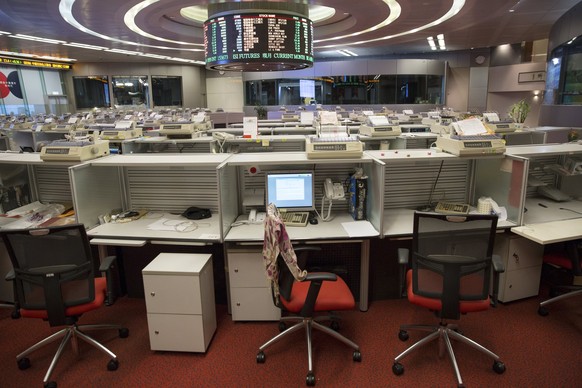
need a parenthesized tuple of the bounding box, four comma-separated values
(2, 144, 581, 243)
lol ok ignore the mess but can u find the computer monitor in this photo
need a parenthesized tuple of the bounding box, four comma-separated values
(265, 171, 315, 212)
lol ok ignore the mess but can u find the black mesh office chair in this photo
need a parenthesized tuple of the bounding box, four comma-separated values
(392, 212, 506, 388)
(538, 240, 582, 316)
(0, 224, 129, 388)
(257, 205, 361, 386)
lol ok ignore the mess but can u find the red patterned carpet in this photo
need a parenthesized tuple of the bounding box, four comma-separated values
(1, 290, 581, 387)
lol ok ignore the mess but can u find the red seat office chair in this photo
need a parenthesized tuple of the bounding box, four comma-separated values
(538, 240, 582, 316)
(0, 224, 129, 388)
(392, 212, 506, 388)
(256, 204, 361, 386)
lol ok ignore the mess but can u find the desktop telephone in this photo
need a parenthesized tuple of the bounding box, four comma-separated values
(324, 178, 345, 200)
(212, 131, 235, 141)
(248, 209, 266, 223)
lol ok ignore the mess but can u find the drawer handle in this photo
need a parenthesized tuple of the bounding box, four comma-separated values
(154, 330, 159, 335)
(150, 292, 156, 297)
(234, 268, 239, 273)
(512, 253, 519, 263)
(236, 302, 241, 306)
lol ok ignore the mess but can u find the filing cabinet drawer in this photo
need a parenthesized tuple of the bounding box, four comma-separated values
(495, 234, 543, 272)
(147, 313, 213, 352)
(228, 250, 266, 288)
(498, 265, 542, 303)
(143, 274, 202, 314)
(230, 287, 281, 321)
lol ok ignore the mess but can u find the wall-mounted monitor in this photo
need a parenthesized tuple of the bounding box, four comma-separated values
(204, 12, 313, 72)
(265, 171, 315, 212)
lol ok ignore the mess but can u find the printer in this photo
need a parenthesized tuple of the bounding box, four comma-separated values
(435, 118, 506, 157)
(159, 122, 196, 139)
(482, 112, 518, 134)
(99, 120, 142, 140)
(40, 137, 110, 161)
(359, 115, 401, 137)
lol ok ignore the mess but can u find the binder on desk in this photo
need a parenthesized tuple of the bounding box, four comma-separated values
(349, 175, 367, 220)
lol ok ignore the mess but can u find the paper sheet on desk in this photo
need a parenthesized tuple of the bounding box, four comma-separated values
(341, 221, 377, 237)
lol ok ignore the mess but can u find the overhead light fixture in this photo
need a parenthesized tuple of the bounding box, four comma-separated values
(10, 34, 66, 45)
(337, 49, 358, 57)
(427, 36, 437, 50)
(437, 34, 446, 50)
(64, 42, 108, 51)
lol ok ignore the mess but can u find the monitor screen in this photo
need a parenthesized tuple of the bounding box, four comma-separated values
(265, 171, 315, 212)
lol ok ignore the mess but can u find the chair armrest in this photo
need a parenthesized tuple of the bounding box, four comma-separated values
(304, 272, 337, 282)
(99, 255, 116, 272)
(98, 255, 117, 306)
(492, 254, 505, 273)
(490, 254, 504, 308)
(5, 269, 15, 281)
(398, 248, 410, 265)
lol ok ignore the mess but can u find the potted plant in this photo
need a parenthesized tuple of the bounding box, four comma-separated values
(508, 99, 531, 124)
(254, 104, 267, 119)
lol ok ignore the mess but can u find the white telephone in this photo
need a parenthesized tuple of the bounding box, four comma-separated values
(247, 208, 265, 223)
(477, 197, 502, 215)
(212, 131, 235, 141)
(324, 178, 345, 200)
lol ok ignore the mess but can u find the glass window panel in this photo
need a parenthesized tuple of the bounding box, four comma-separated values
(73, 76, 109, 109)
(152, 76, 182, 107)
(396, 75, 427, 104)
(112, 76, 149, 108)
(243, 73, 443, 106)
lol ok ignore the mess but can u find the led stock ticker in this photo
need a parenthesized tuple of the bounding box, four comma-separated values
(204, 12, 314, 72)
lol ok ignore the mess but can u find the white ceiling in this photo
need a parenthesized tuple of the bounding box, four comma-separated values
(0, 0, 580, 67)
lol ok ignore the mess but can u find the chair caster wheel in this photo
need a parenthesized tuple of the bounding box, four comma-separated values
(107, 359, 119, 371)
(398, 330, 409, 341)
(119, 328, 129, 338)
(17, 357, 31, 370)
(306, 371, 316, 386)
(44, 381, 57, 388)
(353, 350, 362, 362)
(538, 306, 549, 316)
(330, 320, 340, 331)
(392, 362, 404, 376)
(493, 360, 506, 374)
(11, 309, 20, 319)
(256, 351, 266, 363)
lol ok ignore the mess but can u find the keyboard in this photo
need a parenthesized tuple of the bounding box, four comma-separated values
(434, 201, 470, 214)
(280, 211, 309, 227)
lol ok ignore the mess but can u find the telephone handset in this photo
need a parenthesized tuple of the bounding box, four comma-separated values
(324, 178, 345, 200)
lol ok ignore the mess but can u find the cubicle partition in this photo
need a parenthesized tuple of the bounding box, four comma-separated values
(0, 153, 80, 303)
(69, 153, 233, 299)
(221, 152, 381, 319)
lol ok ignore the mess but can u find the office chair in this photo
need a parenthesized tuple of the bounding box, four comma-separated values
(0, 224, 129, 388)
(392, 212, 506, 388)
(0, 269, 20, 319)
(538, 240, 582, 316)
(257, 204, 361, 386)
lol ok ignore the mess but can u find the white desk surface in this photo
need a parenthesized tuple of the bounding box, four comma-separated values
(382, 208, 517, 237)
(225, 134, 307, 143)
(511, 197, 582, 244)
(505, 142, 582, 157)
(85, 153, 231, 166)
(0, 152, 77, 166)
(365, 148, 456, 161)
(225, 213, 379, 242)
(129, 136, 215, 144)
(87, 213, 222, 243)
(226, 151, 374, 166)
